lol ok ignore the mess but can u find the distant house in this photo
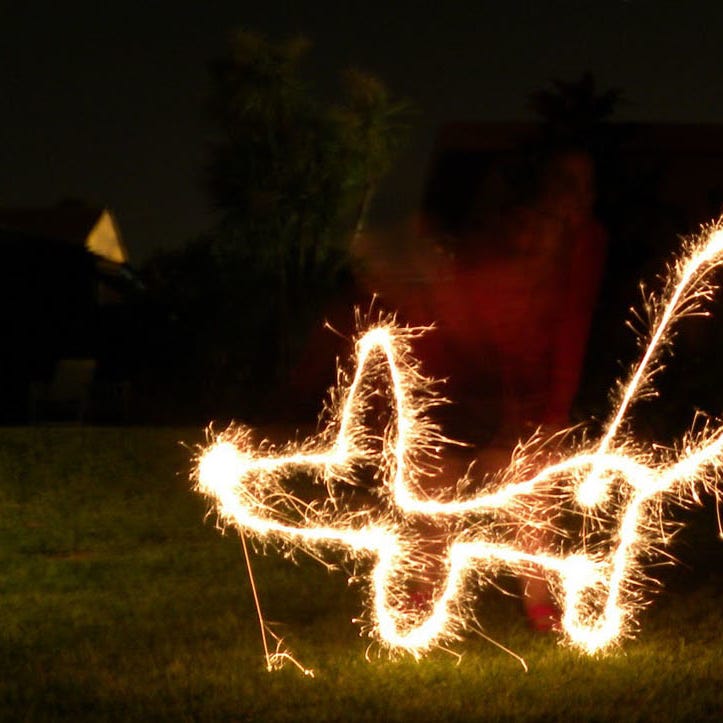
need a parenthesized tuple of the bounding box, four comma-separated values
(420, 122, 723, 425)
(0, 202, 129, 264)
(422, 121, 723, 244)
(0, 201, 142, 422)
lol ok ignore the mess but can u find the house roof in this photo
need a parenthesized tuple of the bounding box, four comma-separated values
(431, 122, 723, 154)
(423, 122, 723, 238)
(0, 202, 102, 245)
(0, 201, 128, 263)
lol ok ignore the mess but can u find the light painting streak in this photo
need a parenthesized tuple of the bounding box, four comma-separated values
(195, 221, 723, 661)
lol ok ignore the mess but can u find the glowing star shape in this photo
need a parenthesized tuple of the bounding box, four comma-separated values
(195, 221, 723, 660)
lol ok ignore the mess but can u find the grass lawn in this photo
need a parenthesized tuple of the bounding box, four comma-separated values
(0, 427, 721, 721)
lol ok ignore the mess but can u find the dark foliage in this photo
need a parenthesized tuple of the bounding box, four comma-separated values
(143, 30, 411, 423)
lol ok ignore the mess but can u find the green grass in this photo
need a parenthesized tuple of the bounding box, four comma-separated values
(0, 427, 721, 721)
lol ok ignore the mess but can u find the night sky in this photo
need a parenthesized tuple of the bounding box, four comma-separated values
(4, 1, 723, 262)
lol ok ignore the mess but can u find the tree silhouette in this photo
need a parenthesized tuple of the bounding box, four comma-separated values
(148, 29, 413, 417)
(528, 71, 622, 149)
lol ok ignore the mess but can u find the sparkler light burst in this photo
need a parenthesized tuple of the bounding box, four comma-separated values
(195, 222, 723, 661)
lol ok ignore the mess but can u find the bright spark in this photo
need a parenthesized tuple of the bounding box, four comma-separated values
(195, 221, 723, 661)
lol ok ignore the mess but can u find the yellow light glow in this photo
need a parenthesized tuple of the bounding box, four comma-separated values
(195, 221, 723, 662)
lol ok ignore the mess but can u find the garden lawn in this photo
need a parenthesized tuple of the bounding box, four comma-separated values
(0, 427, 721, 721)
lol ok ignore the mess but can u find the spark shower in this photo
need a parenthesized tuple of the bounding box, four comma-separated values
(195, 221, 723, 664)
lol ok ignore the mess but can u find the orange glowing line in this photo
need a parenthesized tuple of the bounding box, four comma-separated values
(195, 221, 723, 661)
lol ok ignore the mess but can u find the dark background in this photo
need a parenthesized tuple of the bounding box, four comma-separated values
(1, 0, 721, 596)
(4, 1, 723, 261)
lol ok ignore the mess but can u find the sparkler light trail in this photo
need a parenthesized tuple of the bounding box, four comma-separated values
(195, 221, 723, 661)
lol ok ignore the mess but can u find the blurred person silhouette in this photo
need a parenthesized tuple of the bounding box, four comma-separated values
(284, 144, 606, 631)
(389, 145, 607, 630)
